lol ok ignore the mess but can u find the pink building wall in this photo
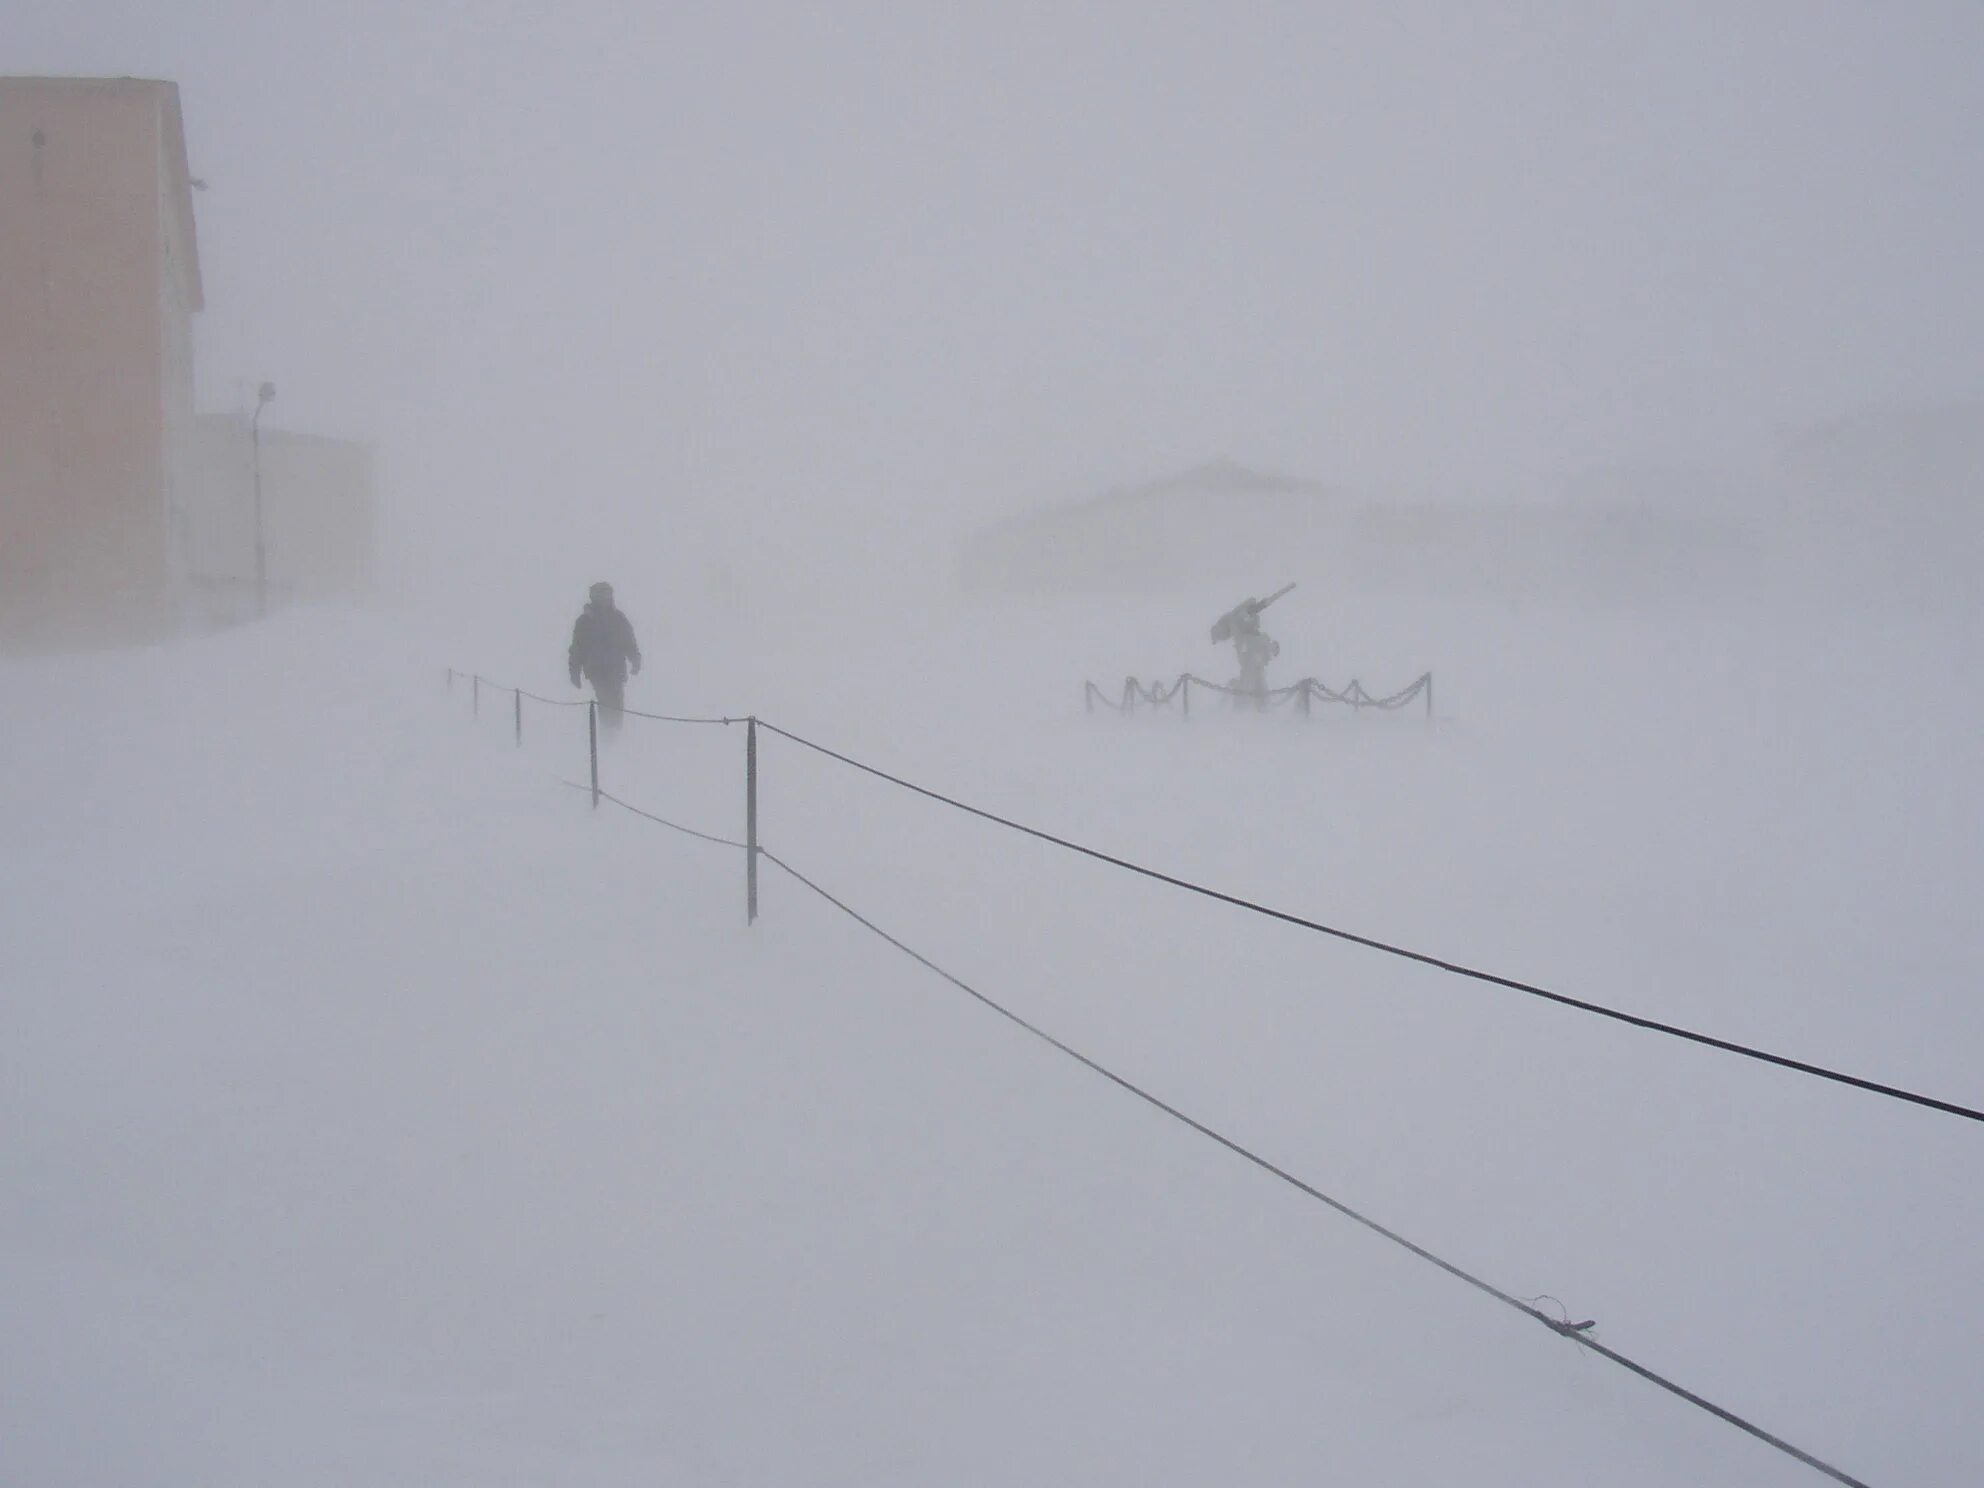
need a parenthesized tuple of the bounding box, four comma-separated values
(0, 77, 202, 645)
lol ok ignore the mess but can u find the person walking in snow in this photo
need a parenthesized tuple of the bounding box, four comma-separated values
(568, 581, 641, 733)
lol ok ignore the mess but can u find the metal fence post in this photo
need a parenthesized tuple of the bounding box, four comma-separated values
(588, 701, 600, 809)
(514, 687, 523, 746)
(1425, 672, 1435, 722)
(1299, 679, 1313, 716)
(746, 716, 760, 926)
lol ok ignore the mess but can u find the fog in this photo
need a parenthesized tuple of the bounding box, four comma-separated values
(6, 4, 1984, 1485)
(17, 0, 1984, 614)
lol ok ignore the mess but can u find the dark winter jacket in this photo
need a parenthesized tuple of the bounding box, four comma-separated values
(569, 602, 641, 682)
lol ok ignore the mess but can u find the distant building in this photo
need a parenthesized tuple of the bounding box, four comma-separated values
(961, 459, 1343, 593)
(960, 458, 1742, 602)
(0, 76, 203, 645)
(184, 413, 374, 622)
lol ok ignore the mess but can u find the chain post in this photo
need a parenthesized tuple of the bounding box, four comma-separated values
(588, 701, 600, 809)
(746, 716, 760, 926)
(472, 673, 480, 719)
(514, 687, 522, 746)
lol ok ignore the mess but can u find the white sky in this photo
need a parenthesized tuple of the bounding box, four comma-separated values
(15, 1, 1984, 581)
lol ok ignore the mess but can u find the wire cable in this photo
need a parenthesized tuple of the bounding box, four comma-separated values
(755, 719, 1984, 1129)
(557, 779, 749, 850)
(460, 688, 1884, 1481)
(621, 706, 738, 725)
(458, 670, 735, 720)
(759, 847, 1872, 1488)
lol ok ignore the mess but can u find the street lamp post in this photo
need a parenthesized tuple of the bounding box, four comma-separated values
(251, 381, 275, 619)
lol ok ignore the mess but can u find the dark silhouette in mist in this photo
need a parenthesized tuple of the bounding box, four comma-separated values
(568, 581, 641, 732)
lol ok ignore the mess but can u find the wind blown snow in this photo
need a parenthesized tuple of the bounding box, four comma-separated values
(3, 591, 1978, 1486)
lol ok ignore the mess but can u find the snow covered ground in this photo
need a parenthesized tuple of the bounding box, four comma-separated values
(4, 587, 1979, 1485)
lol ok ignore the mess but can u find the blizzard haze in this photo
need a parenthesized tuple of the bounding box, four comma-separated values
(6, 4, 1984, 1487)
(15, 0, 1984, 613)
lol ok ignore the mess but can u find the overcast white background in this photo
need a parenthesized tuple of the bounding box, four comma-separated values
(15, 1, 1984, 599)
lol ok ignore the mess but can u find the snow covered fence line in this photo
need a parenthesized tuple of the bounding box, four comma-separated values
(1084, 671, 1433, 717)
(750, 847, 1876, 1488)
(449, 666, 758, 914)
(448, 667, 1984, 1131)
(445, 669, 1975, 1483)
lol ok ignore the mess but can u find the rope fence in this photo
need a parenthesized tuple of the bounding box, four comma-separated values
(452, 660, 1983, 1124)
(556, 779, 750, 851)
(760, 846, 1870, 1488)
(444, 661, 1970, 1486)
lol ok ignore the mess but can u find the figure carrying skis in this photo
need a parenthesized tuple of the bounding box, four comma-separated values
(1209, 583, 1294, 707)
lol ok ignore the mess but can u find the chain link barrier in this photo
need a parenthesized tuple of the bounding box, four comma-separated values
(1086, 671, 1433, 716)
